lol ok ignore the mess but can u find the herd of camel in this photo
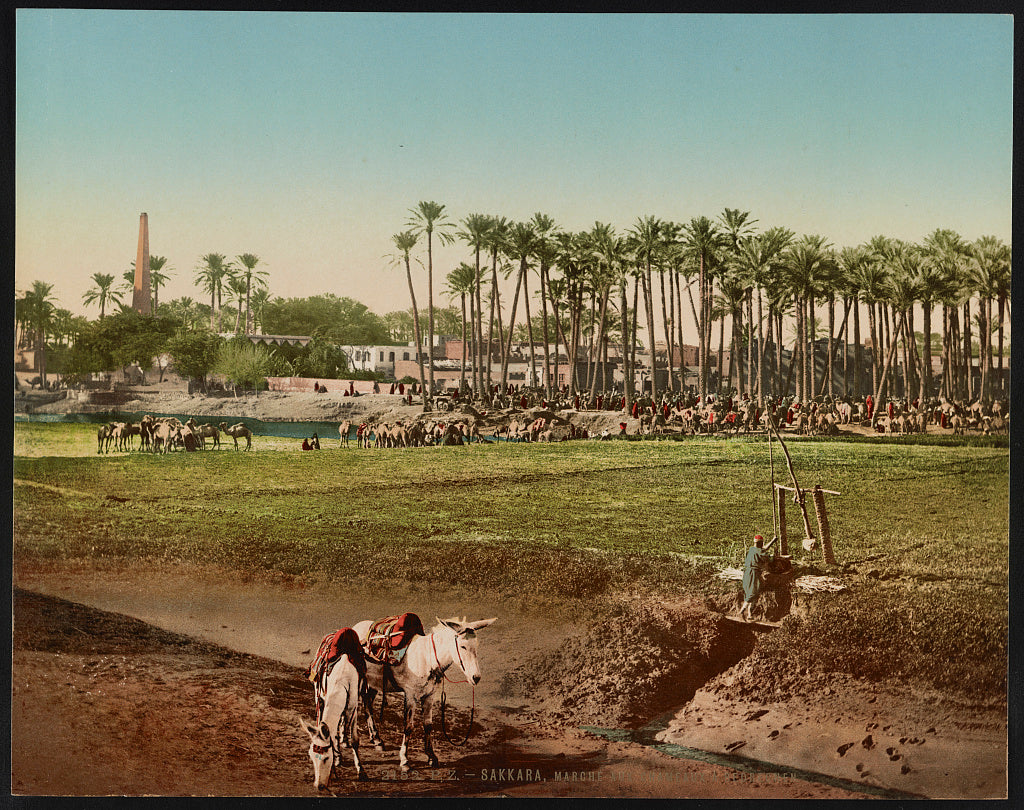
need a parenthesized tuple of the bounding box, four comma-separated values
(338, 413, 595, 448)
(96, 415, 253, 453)
(94, 393, 1008, 456)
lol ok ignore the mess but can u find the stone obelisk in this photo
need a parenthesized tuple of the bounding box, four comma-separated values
(132, 212, 151, 314)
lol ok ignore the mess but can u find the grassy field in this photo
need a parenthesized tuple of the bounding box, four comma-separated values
(13, 422, 1009, 700)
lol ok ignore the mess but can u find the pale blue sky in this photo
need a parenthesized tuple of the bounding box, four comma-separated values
(16, 11, 1013, 332)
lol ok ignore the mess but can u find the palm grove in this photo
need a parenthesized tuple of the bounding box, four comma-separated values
(17, 205, 1010, 407)
(392, 203, 1009, 416)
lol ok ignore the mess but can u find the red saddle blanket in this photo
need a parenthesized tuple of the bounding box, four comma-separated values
(305, 627, 365, 684)
(364, 613, 425, 665)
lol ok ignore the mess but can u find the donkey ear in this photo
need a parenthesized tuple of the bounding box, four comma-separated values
(466, 618, 497, 631)
(299, 716, 317, 738)
(437, 617, 461, 632)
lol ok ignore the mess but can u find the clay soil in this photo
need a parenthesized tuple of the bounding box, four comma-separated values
(11, 559, 1006, 799)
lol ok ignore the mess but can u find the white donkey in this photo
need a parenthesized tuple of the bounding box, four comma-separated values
(353, 616, 496, 773)
(301, 628, 368, 788)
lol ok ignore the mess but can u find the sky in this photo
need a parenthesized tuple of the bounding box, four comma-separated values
(15, 12, 1013, 341)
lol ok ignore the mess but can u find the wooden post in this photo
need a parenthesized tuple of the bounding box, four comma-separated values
(813, 484, 836, 565)
(777, 485, 788, 556)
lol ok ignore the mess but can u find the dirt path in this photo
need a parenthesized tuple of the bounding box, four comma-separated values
(13, 559, 878, 799)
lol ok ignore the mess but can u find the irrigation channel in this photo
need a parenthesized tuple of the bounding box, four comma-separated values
(15, 411, 349, 441)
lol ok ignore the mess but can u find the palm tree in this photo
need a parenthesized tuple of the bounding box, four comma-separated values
(82, 272, 123, 319)
(389, 230, 427, 406)
(846, 244, 888, 399)
(717, 208, 758, 394)
(249, 288, 271, 335)
(886, 244, 924, 399)
(530, 213, 560, 398)
(838, 246, 870, 398)
(195, 253, 230, 332)
(446, 263, 477, 393)
(235, 253, 267, 336)
(911, 244, 956, 401)
(627, 215, 663, 398)
(922, 229, 969, 399)
(992, 245, 1011, 395)
(586, 223, 622, 404)
(483, 216, 510, 393)
(149, 256, 172, 312)
(735, 227, 794, 402)
(500, 222, 538, 390)
(457, 213, 492, 398)
(407, 201, 456, 395)
(553, 231, 588, 395)
(968, 236, 1010, 402)
(18, 281, 57, 386)
(783, 235, 834, 401)
(226, 275, 249, 333)
(715, 268, 747, 394)
(681, 217, 728, 399)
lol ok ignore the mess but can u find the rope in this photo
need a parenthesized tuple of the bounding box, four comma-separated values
(438, 680, 475, 746)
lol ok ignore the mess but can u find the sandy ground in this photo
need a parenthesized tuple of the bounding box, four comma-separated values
(11, 559, 1006, 798)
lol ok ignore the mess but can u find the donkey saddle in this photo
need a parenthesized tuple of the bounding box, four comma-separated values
(364, 613, 425, 666)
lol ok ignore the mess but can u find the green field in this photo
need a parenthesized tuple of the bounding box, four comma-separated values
(13, 422, 1009, 701)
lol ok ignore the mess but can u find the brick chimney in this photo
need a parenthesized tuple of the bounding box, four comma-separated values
(132, 212, 151, 314)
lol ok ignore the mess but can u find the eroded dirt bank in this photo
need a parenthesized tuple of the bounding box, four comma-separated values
(11, 559, 1005, 798)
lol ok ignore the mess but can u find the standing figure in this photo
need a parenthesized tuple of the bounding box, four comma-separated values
(740, 534, 777, 621)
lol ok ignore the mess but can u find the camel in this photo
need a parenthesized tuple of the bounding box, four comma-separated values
(151, 421, 179, 453)
(97, 423, 114, 454)
(138, 414, 155, 451)
(219, 422, 252, 451)
(178, 424, 201, 452)
(191, 423, 220, 449)
(339, 420, 351, 448)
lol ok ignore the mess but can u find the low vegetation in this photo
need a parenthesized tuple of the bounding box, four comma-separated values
(13, 423, 1008, 703)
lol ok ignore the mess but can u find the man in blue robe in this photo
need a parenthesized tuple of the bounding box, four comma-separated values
(741, 534, 776, 621)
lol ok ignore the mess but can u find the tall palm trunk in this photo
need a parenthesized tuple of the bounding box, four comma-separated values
(746, 289, 755, 397)
(662, 267, 674, 391)
(589, 289, 610, 402)
(570, 283, 583, 395)
(870, 312, 907, 428)
(756, 290, 766, 405)
(920, 299, 933, 402)
(825, 298, 835, 396)
(698, 256, 707, 398)
(807, 293, 816, 401)
(523, 271, 537, 389)
(620, 274, 632, 409)
(403, 255, 428, 406)
(458, 291, 468, 391)
(500, 259, 527, 390)
(676, 271, 688, 391)
(996, 294, 1006, 395)
(487, 250, 503, 393)
(641, 261, 656, 397)
(472, 248, 483, 398)
(867, 301, 878, 396)
(539, 264, 552, 397)
(794, 299, 804, 401)
(853, 300, 862, 398)
(962, 300, 972, 400)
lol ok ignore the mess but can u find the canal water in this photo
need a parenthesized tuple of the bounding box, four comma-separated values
(14, 412, 346, 440)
